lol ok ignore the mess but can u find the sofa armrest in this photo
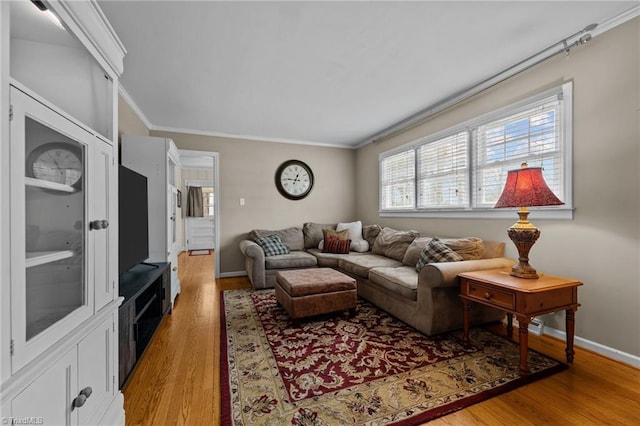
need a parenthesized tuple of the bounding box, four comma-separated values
(240, 239, 265, 262)
(239, 240, 267, 289)
(419, 257, 516, 289)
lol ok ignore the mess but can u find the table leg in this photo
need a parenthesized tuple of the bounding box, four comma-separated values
(517, 315, 530, 375)
(565, 308, 576, 363)
(506, 313, 513, 339)
(462, 299, 471, 344)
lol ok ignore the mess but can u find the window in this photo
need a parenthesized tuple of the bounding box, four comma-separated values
(379, 83, 572, 219)
(202, 187, 214, 217)
(380, 149, 415, 210)
(417, 132, 469, 209)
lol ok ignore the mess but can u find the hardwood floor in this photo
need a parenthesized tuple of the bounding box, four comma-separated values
(123, 252, 640, 425)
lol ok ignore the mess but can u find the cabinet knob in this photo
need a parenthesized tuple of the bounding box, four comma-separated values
(90, 220, 109, 230)
(484, 292, 492, 300)
(72, 387, 93, 409)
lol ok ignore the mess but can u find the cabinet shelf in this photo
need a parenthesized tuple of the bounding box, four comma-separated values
(25, 177, 76, 193)
(26, 250, 74, 268)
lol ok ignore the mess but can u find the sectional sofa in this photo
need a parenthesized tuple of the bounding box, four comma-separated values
(239, 222, 515, 335)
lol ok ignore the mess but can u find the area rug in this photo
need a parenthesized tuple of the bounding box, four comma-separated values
(189, 249, 211, 256)
(221, 289, 566, 425)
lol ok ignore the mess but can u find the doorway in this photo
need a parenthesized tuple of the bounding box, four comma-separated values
(184, 180, 215, 251)
(179, 150, 220, 278)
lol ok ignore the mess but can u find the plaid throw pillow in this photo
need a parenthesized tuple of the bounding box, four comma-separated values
(416, 237, 463, 272)
(254, 234, 290, 257)
(322, 236, 352, 254)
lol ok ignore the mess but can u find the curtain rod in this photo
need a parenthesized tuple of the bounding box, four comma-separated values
(360, 23, 598, 147)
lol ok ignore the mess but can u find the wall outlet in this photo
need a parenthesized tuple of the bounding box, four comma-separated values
(528, 318, 545, 336)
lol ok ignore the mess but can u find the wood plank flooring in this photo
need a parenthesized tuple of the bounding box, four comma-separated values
(123, 252, 640, 425)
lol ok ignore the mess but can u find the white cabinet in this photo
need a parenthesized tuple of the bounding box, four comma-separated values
(10, 314, 116, 426)
(1, 1, 125, 424)
(122, 135, 182, 305)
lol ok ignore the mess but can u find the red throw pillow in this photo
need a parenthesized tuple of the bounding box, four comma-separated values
(322, 236, 351, 254)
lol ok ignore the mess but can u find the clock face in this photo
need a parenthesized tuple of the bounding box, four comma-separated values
(28, 142, 83, 187)
(275, 160, 314, 200)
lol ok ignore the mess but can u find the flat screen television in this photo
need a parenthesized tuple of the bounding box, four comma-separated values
(119, 165, 149, 274)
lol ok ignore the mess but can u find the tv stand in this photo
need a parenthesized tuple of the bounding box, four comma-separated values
(118, 262, 171, 387)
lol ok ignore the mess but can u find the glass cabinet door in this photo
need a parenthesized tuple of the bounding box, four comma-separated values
(10, 86, 93, 372)
(25, 116, 86, 340)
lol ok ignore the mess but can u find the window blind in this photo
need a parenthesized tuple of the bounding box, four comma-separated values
(417, 132, 469, 208)
(473, 96, 562, 207)
(380, 149, 415, 209)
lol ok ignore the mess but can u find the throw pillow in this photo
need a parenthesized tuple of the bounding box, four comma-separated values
(442, 237, 484, 260)
(318, 228, 349, 250)
(336, 220, 369, 252)
(402, 236, 433, 266)
(362, 224, 382, 249)
(416, 237, 463, 272)
(322, 236, 352, 254)
(372, 227, 419, 261)
(303, 222, 337, 249)
(254, 234, 290, 257)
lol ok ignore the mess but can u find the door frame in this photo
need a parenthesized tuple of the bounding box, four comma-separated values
(178, 150, 220, 279)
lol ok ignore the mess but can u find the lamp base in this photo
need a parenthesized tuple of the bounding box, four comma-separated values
(507, 210, 541, 279)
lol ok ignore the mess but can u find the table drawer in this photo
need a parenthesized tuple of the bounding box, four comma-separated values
(466, 282, 515, 310)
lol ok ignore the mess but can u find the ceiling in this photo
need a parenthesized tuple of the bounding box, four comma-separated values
(98, 1, 637, 148)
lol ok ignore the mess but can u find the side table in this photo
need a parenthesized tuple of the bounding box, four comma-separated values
(459, 269, 582, 375)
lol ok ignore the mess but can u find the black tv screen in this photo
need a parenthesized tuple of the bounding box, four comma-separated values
(119, 165, 149, 274)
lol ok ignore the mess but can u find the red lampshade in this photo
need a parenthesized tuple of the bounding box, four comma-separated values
(494, 164, 564, 208)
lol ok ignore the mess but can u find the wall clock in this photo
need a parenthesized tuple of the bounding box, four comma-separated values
(26, 141, 83, 188)
(275, 160, 314, 200)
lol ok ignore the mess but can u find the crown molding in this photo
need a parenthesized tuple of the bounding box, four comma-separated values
(50, 0, 126, 76)
(150, 124, 355, 150)
(118, 85, 153, 131)
(592, 4, 640, 37)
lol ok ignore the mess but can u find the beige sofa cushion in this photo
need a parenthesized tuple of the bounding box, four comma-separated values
(441, 237, 484, 260)
(362, 224, 382, 250)
(368, 266, 418, 301)
(481, 240, 506, 259)
(372, 227, 419, 261)
(250, 227, 304, 251)
(402, 236, 432, 266)
(303, 222, 337, 249)
(264, 251, 318, 269)
(306, 248, 365, 268)
(338, 253, 403, 278)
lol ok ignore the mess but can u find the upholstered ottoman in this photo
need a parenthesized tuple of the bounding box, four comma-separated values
(275, 268, 357, 320)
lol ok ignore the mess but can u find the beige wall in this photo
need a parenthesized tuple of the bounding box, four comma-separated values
(117, 95, 149, 142)
(149, 131, 358, 274)
(356, 18, 640, 357)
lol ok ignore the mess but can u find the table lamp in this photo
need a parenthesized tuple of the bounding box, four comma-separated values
(494, 163, 564, 278)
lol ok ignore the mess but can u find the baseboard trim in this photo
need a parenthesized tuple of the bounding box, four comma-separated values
(220, 271, 247, 278)
(543, 326, 640, 368)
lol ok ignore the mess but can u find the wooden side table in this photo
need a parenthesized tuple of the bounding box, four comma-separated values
(459, 269, 582, 375)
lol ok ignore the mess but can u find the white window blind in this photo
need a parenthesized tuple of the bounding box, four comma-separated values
(417, 132, 469, 208)
(380, 149, 415, 209)
(378, 82, 572, 218)
(473, 96, 562, 207)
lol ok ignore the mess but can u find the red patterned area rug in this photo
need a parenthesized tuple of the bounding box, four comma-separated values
(221, 289, 566, 425)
